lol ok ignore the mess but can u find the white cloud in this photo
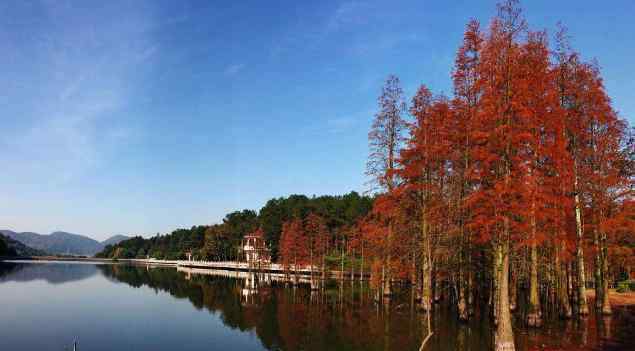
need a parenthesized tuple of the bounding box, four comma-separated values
(224, 63, 245, 76)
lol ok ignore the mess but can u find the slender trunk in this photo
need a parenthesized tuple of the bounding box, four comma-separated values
(495, 38, 515, 351)
(458, 142, 470, 322)
(419, 305, 434, 351)
(568, 262, 576, 305)
(433, 268, 442, 303)
(341, 240, 345, 281)
(421, 258, 432, 312)
(458, 267, 468, 321)
(360, 245, 364, 281)
(384, 112, 397, 299)
(380, 265, 386, 300)
(383, 223, 393, 296)
(421, 203, 432, 312)
(593, 214, 604, 311)
(556, 242, 572, 318)
(557, 178, 573, 318)
(458, 192, 468, 321)
(509, 269, 517, 312)
(548, 257, 556, 307)
(321, 240, 326, 280)
(590, 118, 612, 316)
(411, 247, 417, 299)
(350, 246, 355, 281)
(495, 241, 515, 351)
(600, 222, 612, 315)
(468, 269, 475, 316)
(310, 241, 315, 287)
(493, 244, 501, 325)
(574, 163, 589, 315)
(527, 214, 542, 326)
(527, 131, 541, 326)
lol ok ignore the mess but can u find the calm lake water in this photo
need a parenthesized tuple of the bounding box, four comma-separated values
(1, 261, 634, 351)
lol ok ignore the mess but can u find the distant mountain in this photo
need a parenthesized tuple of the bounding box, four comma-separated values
(0, 230, 105, 256)
(0, 233, 47, 257)
(101, 235, 130, 247)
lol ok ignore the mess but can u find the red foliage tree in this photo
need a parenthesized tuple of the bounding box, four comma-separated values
(279, 218, 306, 272)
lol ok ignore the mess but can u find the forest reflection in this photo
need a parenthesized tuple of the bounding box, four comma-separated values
(98, 264, 634, 351)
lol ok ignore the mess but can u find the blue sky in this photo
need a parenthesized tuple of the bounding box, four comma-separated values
(1, 0, 633, 240)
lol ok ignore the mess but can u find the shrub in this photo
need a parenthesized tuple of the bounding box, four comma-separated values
(617, 281, 629, 293)
(616, 280, 635, 293)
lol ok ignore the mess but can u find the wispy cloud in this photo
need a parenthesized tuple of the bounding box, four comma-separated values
(269, 1, 373, 58)
(325, 1, 371, 33)
(351, 32, 421, 56)
(270, 1, 417, 60)
(0, 2, 156, 186)
(326, 116, 358, 134)
(134, 44, 158, 64)
(319, 108, 375, 136)
(224, 63, 246, 76)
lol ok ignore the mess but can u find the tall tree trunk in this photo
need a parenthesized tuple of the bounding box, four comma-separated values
(593, 216, 604, 311)
(574, 164, 589, 315)
(421, 258, 432, 312)
(527, 218, 542, 326)
(556, 242, 572, 318)
(383, 224, 393, 297)
(341, 240, 345, 281)
(468, 269, 475, 316)
(379, 265, 385, 301)
(420, 201, 432, 312)
(457, 148, 470, 322)
(360, 245, 364, 281)
(495, 241, 515, 351)
(351, 247, 355, 281)
(411, 247, 417, 298)
(458, 267, 468, 321)
(322, 238, 327, 281)
(310, 242, 315, 289)
(509, 269, 517, 312)
(492, 245, 501, 325)
(433, 266, 442, 303)
(557, 180, 573, 319)
(600, 225, 612, 315)
(568, 262, 576, 306)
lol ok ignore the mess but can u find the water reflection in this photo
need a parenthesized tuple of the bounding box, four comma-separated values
(1, 261, 633, 351)
(0, 261, 99, 284)
(97, 264, 635, 351)
(98, 264, 440, 351)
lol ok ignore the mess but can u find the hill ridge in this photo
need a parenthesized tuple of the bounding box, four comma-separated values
(0, 230, 129, 257)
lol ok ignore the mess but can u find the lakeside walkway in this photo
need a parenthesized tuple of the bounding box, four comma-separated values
(177, 260, 367, 280)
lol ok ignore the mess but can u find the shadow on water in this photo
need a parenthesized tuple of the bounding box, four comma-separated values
(96, 264, 635, 351)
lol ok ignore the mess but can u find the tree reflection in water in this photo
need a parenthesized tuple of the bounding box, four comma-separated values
(97, 264, 635, 351)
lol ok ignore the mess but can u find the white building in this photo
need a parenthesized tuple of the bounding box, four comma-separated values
(242, 234, 271, 263)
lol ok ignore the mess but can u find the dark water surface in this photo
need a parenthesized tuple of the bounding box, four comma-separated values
(1, 261, 633, 351)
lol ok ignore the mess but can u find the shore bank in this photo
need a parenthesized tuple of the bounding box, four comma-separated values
(586, 288, 635, 307)
(0, 257, 365, 279)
